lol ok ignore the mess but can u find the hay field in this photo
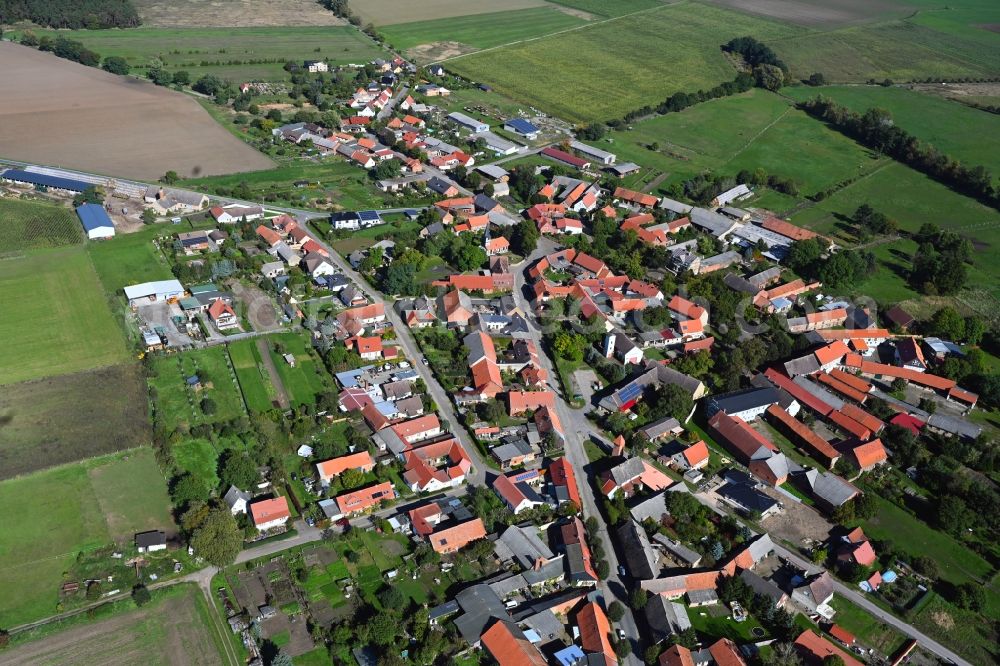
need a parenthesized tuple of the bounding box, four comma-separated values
(354, 0, 549, 26)
(134, 0, 345, 27)
(0, 42, 274, 181)
(4, 585, 228, 666)
(0, 364, 152, 480)
(445, 1, 803, 123)
(784, 85, 1000, 174)
(0, 450, 173, 628)
(0, 245, 129, 385)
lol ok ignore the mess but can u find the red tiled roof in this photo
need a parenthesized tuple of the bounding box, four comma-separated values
(889, 413, 924, 435)
(408, 504, 442, 537)
(208, 299, 236, 320)
(316, 451, 374, 479)
(250, 497, 290, 526)
(816, 372, 869, 404)
(840, 403, 884, 433)
(660, 644, 695, 666)
(813, 328, 892, 342)
(709, 638, 747, 666)
(766, 405, 840, 466)
(256, 225, 281, 246)
(549, 458, 582, 508)
(829, 369, 872, 393)
(335, 481, 395, 516)
(482, 621, 546, 666)
(815, 341, 851, 366)
(761, 216, 817, 241)
(827, 409, 872, 440)
(829, 624, 856, 646)
(852, 439, 888, 469)
(391, 414, 440, 442)
(683, 336, 714, 353)
(708, 411, 778, 462)
(506, 390, 555, 415)
(541, 147, 589, 168)
(430, 518, 486, 553)
(794, 630, 863, 666)
(764, 368, 834, 416)
(576, 601, 615, 661)
(682, 440, 710, 467)
(613, 186, 658, 208)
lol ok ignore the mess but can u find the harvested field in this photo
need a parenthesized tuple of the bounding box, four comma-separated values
(700, 0, 911, 27)
(354, 0, 548, 25)
(0, 198, 83, 253)
(4, 585, 230, 665)
(0, 363, 152, 480)
(0, 42, 274, 181)
(0, 245, 129, 385)
(134, 0, 345, 27)
(546, 0, 667, 17)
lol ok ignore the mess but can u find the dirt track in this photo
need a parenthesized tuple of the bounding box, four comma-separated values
(0, 43, 274, 181)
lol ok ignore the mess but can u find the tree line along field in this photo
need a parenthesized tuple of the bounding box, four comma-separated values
(0, 363, 152, 480)
(379, 6, 588, 61)
(0, 244, 129, 386)
(0, 198, 83, 253)
(783, 85, 1000, 175)
(3, 584, 230, 666)
(21, 26, 387, 81)
(0, 449, 174, 628)
(445, 1, 803, 123)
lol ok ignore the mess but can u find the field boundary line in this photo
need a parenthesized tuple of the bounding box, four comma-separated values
(431, 2, 679, 64)
(720, 106, 793, 165)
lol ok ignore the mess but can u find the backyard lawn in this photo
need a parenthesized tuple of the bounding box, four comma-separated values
(860, 494, 992, 586)
(267, 332, 334, 408)
(0, 246, 129, 385)
(228, 338, 280, 412)
(829, 595, 908, 655)
(149, 347, 247, 430)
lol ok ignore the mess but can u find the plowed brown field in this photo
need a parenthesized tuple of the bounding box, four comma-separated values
(0, 42, 274, 180)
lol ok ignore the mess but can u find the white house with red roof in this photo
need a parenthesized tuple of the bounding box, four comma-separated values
(208, 299, 239, 330)
(249, 497, 291, 531)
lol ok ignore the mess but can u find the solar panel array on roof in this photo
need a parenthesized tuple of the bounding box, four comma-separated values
(619, 382, 643, 403)
(2, 169, 92, 192)
(358, 210, 381, 221)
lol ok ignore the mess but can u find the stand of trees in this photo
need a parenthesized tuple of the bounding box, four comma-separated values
(611, 72, 755, 126)
(0, 0, 139, 28)
(317, 0, 361, 25)
(908, 222, 972, 295)
(800, 96, 999, 208)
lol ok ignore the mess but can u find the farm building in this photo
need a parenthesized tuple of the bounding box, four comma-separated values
(503, 118, 540, 139)
(75, 203, 115, 240)
(541, 147, 590, 170)
(569, 140, 616, 165)
(1, 168, 92, 193)
(123, 279, 185, 306)
(448, 112, 489, 133)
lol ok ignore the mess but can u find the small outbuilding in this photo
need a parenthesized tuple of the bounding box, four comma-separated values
(76, 203, 116, 240)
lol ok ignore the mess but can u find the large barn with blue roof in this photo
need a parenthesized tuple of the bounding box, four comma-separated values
(76, 203, 116, 240)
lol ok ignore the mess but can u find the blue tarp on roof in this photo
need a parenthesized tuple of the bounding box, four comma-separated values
(76, 203, 113, 232)
(3, 169, 92, 192)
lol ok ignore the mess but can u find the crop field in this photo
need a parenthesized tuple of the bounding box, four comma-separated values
(784, 85, 1000, 174)
(267, 332, 333, 408)
(149, 347, 246, 430)
(381, 7, 587, 62)
(87, 226, 178, 296)
(354, 0, 549, 25)
(446, 1, 803, 122)
(790, 164, 1000, 297)
(0, 450, 174, 628)
(28, 26, 386, 81)
(0, 42, 274, 181)
(4, 585, 230, 666)
(609, 89, 879, 193)
(228, 338, 280, 411)
(0, 198, 82, 253)
(0, 363, 152, 480)
(0, 246, 129, 385)
(701, 0, 911, 27)
(134, 0, 346, 27)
